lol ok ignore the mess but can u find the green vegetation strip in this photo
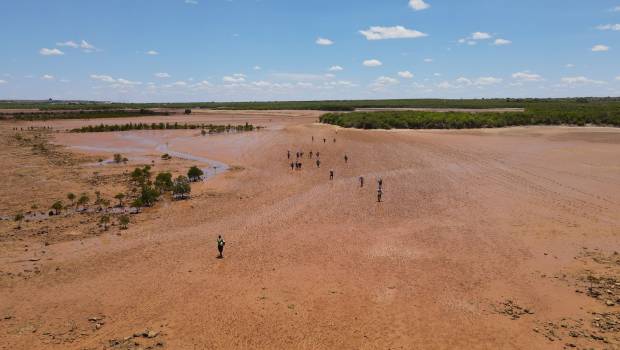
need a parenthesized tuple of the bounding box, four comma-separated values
(319, 110, 620, 129)
(71, 122, 256, 133)
(6, 109, 168, 121)
(3, 97, 620, 112)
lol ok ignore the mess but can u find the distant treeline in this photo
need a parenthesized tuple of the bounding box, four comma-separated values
(3, 97, 620, 112)
(6, 109, 168, 121)
(320, 110, 620, 129)
(71, 122, 256, 133)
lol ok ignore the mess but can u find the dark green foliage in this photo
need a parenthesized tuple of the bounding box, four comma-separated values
(139, 185, 160, 207)
(70, 122, 255, 133)
(154, 172, 173, 192)
(320, 109, 620, 130)
(3, 97, 620, 112)
(113, 153, 123, 163)
(77, 193, 89, 207)
(131, 166, 152, 184)
(172, 175, 191, 199)
(6, 109, 167, 121)
(184, 109, 192, 115)
(187, 166, 204, 181)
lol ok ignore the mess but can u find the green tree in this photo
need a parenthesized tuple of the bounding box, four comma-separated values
(119, 215, 130, 230)
(184, 109, 192, 115)
(77, 193, 89, 208)
(173, 175, 191, 199)
(155, 172, 173, 193)
(51, 200, 63, 215)
(187, 166, 204, 182)
(201, 129, 206, 136)
(139, 185, 159, 206)
(114, 193, 125, 207)
(67, 192, 76, 207)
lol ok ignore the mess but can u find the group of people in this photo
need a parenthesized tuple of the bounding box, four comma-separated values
(288, 135, 385, 203)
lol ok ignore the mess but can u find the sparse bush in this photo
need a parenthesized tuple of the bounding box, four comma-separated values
(114, 193, 125, 207)
(14, 212, 24, 229)
(77, 193, 89, 208)
(184, 109, 192, 115)
(67, 192, 76, 206)
(119, 215, 130, 230)
(113, 153, 123, 163)
(51, 200, 63, 215)
(100, 215, 110, 231)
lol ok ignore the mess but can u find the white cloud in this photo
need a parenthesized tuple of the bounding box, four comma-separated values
(561, 76, 605, 85)
(455, 77, 472, 85)
(223, 73, 246, 83)
(146, 50, 159, 55)
(592, 44, 610, 52)
(329, 65, 343, 72)
(398, 71, 414, 79)
(169, 81, 187, 87)
(597, 24, 620, 31)
(39, 48, 64, 56)
(41, 74, 55, 80)
(363, 59, 383, 67)
(116, 78, 142, 85)
(424, 58, 433, 63)
(475, 77, 502, 85)
(616, 76, 620, 81)
(80, 40, 96, 52)
(272, 73, 331, 81)
(253, 66, 262, 70)
(0, 79, 7, 84)
(155, 72, 171, 78)
(512, 71, 543, 82)
(409, 0, 430, 11)
(459, 32, 492, 44)
(185, 0, 198, 4)
(494, 38, 512, 46)
(565, 63, 575, 68)
(471, 32, 492, 40)
(316, 37, 334, 46)
(613, 6, 620, 12)
(371, 76, 399, 90)
(359, 26, 428, 40)
(57, 41, 78, 48)
(90, 74, 116, 83)
(437, 81, 455, 89)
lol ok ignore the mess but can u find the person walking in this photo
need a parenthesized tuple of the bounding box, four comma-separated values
(344, 154, 348, 163)
(323, 138, 326, 143)
(330, 169, 334, 180)
(287, 150, 290, 159)
(377, 188, 383, 202)
(316, 151, 320, 158)
(378, 177, 383, 189)
(290, 162, 295, 170)
(217, 235, 226, 258)
(316, 159, 321, 168)
(309, 151, 313, 159)
(359, 176, 364, 188)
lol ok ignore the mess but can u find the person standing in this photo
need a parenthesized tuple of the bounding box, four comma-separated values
(378, 177, 383, 189)
(316, 159, 321, 168)
(344, 154, 348, 163)
(217, 235, 226, 258)
(287, 150, 290, 159)
(316, 151, 320, 158)
(359, 176, 364, 188)
(330, 169, 334, 180)
(290, 162, 295, 170)
(377, 188, 383, 202)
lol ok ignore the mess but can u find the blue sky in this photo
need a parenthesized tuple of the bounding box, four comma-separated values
(1, 0, 619, 102)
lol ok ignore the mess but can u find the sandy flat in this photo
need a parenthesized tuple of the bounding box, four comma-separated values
(1, 111, 619, 349)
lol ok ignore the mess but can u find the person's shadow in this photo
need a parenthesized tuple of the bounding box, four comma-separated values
(216, 255, 224, 259)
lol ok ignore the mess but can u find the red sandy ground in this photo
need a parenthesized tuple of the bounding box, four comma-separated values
(1, 111, 619, 349)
